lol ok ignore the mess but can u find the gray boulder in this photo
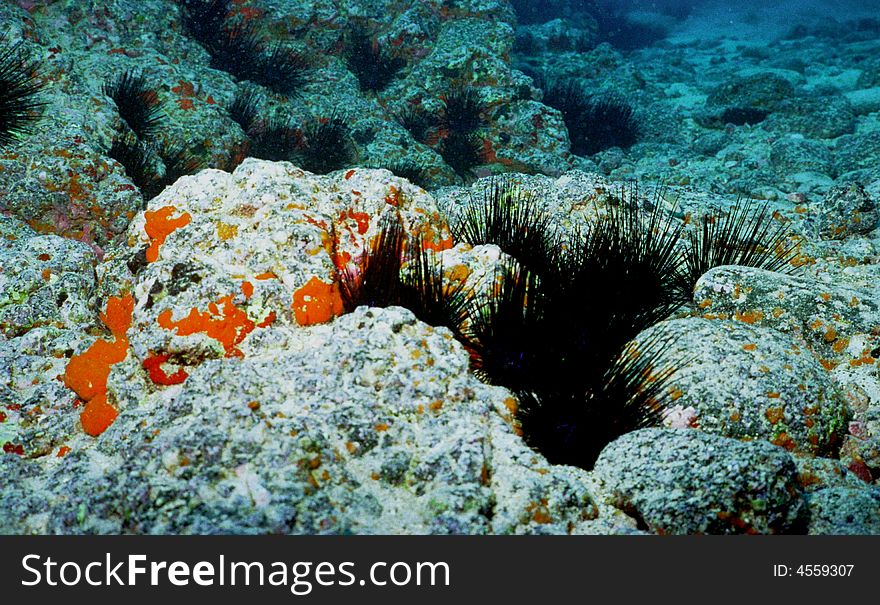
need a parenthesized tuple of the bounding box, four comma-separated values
(637, 317, 847, 456)
(593, 428, 807, 535)
(806, 487, 880, 535)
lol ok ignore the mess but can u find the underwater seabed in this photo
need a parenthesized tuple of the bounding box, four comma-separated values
(0, 0, 879, 534)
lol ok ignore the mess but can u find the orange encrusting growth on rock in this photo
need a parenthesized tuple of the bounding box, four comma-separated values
(64, 293, 133, 436)
(79, 393, 119, 437)
(256, 311, 276, 328)
(340, 209, 371, 235)
(144, 205, 191, 263)
(100, 291, 135, 337)
(63, 338, 129, 401)
(421, 234, 454, 252)
(292, 276, 344, 326)
(142, 353, 189, 385)
(157, 295, 256, 358)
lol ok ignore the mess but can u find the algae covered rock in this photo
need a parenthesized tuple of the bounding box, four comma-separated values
(1, 161, 602, 535)
(769, 95, 856, 140)
(694, 266, 880, 368)
(638, 317, 848, 456)
(769, 135, 834, 178)
(816, 183, 879, 240)
(706, 72, 796, 111)
(0, 228, 98, 338)
(806, 487, 880, 535)
(1, 306, 599, 535)
(593, 428, 807, 535)
(835, 131, 880, 176)
(98, 158, 453, 363)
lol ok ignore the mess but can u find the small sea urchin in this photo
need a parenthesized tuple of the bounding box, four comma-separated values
(178, 0, 310, 95)
(541, 78, 640, 156)
(103, 70, 165, 141)
(0, 38, 45, 146)
(295, 112, 356, 174)
(338, 214, 469, 336)
(438, 86, 487, 137)
(343, 25, 405, 92)
(107, 135, 161, 200)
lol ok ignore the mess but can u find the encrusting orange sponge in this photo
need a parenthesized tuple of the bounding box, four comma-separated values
(157, 294, 256, 358)
(79, 393, 119, 438)
(144, 205, 191, 263)
(142, 353, 189, 386)
(292, 276, 344, 326)
(64, 293, 133, 436)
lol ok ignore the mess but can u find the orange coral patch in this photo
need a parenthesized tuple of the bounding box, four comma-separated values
(64, 338, 128, 401)
(292, 276, 344, 326)
(80, 394, 118, 437)
(340, 209, 370, 235)
(256, 311, 276, 328)
(734, 310, 764, 324)
(144, 206, 191, 263)
(100, 292, 134, 338)
(64, 294, 133, 405)
(158, 295, 256, 358)
(142, 353, 189, 386)
(422, 235, 454, 252)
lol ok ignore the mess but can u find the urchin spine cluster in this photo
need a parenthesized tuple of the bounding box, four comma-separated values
(0, 38, 46, 147)
(343, 24, 406, 93)
(227, 89, 356, 174)
(337, 180, 800, 469)
(540, 76, 641, 156)
(392, 85, 490, 181)
(103, 69, 204, 201)
(177, 0, 311, 95)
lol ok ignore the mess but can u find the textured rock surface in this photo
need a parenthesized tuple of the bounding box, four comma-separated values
(639, 317, 847, 456)
(769, 136, 834, 177)
(593, 428, 807, 535)
(2, 162, 621, 535)
(3, 0, 880, 534)
(816, 183, 879, 239)
(0, 305, 605, 535)
(694, 266, 880, 370)
(806, 487, 880, 535)
(706, 73, 796, 111)
(694, 265, 880, 481)
(0, 227, 98, 338)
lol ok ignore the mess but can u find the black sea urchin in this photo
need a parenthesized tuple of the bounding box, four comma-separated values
(541, 78, 640, 156)
(338, 214, 469, 336)
(343, 25, 405, 92)
(438, 131, 485, 178)
(228, 88, 262, 133)
(0, 38, 45, 146)
(294, 112, 356, 174)
(337, 180, 686, 471)
(107, 135, 161, 200)
(178, 1, 310, 95)
(247, 119, 301, 163)
(459, 183, 683, 469)
(103, 70, 165, 140)
(438, 86, 487, 137)
(451, 179, 553, 274)
(674, 199, 799, 304)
